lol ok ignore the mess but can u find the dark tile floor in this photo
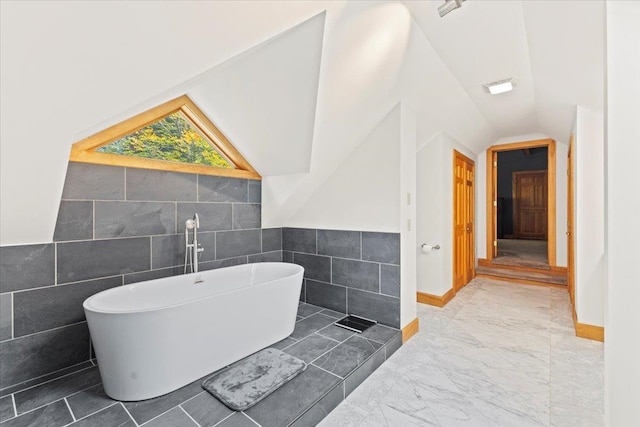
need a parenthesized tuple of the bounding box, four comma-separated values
(0, 303, 401, 427)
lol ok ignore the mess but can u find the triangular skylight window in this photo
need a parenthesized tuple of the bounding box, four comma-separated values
(70, 96, 260, 179)
(96, 111, 234, 168)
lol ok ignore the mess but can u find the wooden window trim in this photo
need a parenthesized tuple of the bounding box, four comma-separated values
(69, 95, 261, 180)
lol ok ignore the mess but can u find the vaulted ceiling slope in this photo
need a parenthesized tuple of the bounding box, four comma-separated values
(404, 0, 605, 144)
(0, 0, 603, 244)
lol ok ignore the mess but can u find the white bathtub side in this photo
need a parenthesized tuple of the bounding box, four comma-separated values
(86, 263, 303, 401)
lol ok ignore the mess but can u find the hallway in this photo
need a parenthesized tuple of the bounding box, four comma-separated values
(494, 239, 549, 269)
(320, 278, 604, 426)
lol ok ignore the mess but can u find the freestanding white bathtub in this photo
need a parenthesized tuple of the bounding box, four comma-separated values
(83, 262, 304, 401)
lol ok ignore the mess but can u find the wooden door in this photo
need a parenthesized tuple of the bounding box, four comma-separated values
(567, 136, 575, 304)
(453, 151, 475, 291)
(513, 171, 548, 240)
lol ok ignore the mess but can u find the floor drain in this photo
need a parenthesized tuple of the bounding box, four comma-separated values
(334, 315, 377, 333)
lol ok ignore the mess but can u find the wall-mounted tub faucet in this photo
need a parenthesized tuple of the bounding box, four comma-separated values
(184, 213, 204, 274)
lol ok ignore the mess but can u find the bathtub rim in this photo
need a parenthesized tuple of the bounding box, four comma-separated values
(83, 262, 304, 315)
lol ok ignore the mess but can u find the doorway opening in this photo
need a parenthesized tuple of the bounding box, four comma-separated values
(485, 138, 557, 270)
(494, 147, 549, 269)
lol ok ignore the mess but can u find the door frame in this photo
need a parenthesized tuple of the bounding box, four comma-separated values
(485, 138, 557, 266)
(512, 170, 548, 240)
(567, 134, 575, 303)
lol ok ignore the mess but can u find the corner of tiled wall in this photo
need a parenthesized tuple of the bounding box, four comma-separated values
(282, 227, 401, 328)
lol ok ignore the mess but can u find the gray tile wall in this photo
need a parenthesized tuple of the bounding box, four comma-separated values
(283, 228, 401, 328)
(0, 162, 281, 391)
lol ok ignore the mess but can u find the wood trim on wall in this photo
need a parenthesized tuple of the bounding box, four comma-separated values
(475, 273, 567, 290)
(548, 141, 557, 265)
(69, 95, 261, 180)
(402, 318, 420, 343)
(485, 138, 556, 266)
(573, 308, 604, 342)
(567, 133, 576, 305)
(486, 150, 496, 260)
(417, 288, 455, 308)
(477, 258, 567, 276)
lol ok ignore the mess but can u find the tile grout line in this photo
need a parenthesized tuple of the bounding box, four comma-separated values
(10, 273, 124, 293)
(149, 236, 153, 272)
(179, 405, 202, 427)
(346, 287, 349, 315)
(180, 390, 206, 407)
(11, 397, 71, 422)
(305, 328, 361, 368)
(212, 412, 236, 427)
(92, 200, 96, 240)
(54, 242, 58, 286)
(309, 363, 343, 381)
(10, 293, 14, 340)
(8, 320, 89, 341)
(64, 397, 76, 422)
(137, 398, 192, 426)
(3, 363, 95, 398)
(15, 379, 102, 418)
(69, 402, 118, 425)
(11, 394, 17, 418)
(120, 402, 140, 427)
(242, 411, 262, 426)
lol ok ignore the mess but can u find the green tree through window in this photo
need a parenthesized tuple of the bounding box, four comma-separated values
(97, 112, 233, 168)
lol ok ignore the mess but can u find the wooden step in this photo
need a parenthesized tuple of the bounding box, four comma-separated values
(476, 265, 567, 287)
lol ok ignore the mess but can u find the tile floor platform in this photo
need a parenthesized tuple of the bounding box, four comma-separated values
(0, 303, 401, 427)
(320, 277, 604, 427)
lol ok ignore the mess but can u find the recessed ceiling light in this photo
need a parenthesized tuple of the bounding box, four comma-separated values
(438, 0, 466, 18)
(483, 78, 514, 95)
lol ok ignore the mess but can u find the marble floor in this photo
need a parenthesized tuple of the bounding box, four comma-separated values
(320, 277, 604, 427)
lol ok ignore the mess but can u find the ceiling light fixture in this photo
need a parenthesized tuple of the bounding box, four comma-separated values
(438, 0, 466, 18)
(483, 78, 514, 95)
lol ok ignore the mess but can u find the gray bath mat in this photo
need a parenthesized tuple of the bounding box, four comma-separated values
(202, 348, 307, 411)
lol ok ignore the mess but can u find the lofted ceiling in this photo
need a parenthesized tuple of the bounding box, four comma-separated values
(0, 0, 607, 244)
(404, 0, 605, 144)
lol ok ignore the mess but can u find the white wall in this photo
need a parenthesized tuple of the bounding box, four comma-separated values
(605, 2, 640, 424)
(416, 132, 476, 297)
(262, 2, 496, 230)
(400, 103, 417, 328)
(574, 106, 604, 327)
(475, 134, 568, 267)
(285, 105, 401, 232)
(0, 0, 336, 246)
(417, 134, 445, 295)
